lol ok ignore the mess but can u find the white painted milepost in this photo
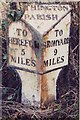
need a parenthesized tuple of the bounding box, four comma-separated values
(8, 3, 71, 108)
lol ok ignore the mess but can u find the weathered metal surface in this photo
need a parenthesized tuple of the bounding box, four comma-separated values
(8, 3, 71, 108)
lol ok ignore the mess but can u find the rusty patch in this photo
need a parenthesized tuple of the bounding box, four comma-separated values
(43, 33, 49, 58)
(40, 35, 49, 109)
(40, 74, 48, 109)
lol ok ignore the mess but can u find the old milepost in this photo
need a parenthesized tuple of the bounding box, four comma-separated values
(8, 2, 71, 109)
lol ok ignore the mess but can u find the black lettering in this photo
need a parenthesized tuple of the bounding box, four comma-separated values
(37, 14, 42, 20)
(58, 6, 62, 11)
(12, 38, 17, 45)
(21, 49, 25, 55)
(49, 59, 51, 66)
(52, 58, 56, 65)
(64, 37, 69, 44)
(44, 60, 48, 66)
(43, 42, 46, 48)
(25, 40, 28, 47)
(30, 15, 36, 20)
(47, 41, 51, 48)
(26, 14, 35, 20)
(61, 56, 64, 62)
(55, 30, 59, 37)
(29, 41, 32, 47)
(21, 39, 25, 46)
(11, 56, 16, 63)
(26, 59, 30, 66)
(52, 15, 58, 20)
(41, 14, 45, 20)
(31, 4, 36, 10)
(57, 57, 60, 63)
(31, 60, 36, 67)
(57, 56, 64, 64)
(24, 14, 30, 20)
(52, 6, 56, 10)
(55, 29, 63, 37)
(56, 40, 60, 46)
(63, 6, 68, 11)
(46, 14, 51, 20)
(22, 30, 27, 37)
(21, 58, 25, 65)
(51, 40, 56, 47)
(26, 5, 29, 10)
(59, 30, 63, 36)
(23, 5, 69, 12)
(16, 28, 22, 36)
(54, 49, 57, 55)
(60, 39, 64, 45)
(16, 38, 20, 45)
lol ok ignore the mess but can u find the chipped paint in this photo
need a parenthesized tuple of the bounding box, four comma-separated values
(8, 3, 71, 108)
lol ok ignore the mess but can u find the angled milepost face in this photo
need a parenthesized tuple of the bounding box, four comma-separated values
(8, 20, 40, 72)
(22, 3, 71, 35)
(43, 12, 71, 72)
(8, 3, 71, 74)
